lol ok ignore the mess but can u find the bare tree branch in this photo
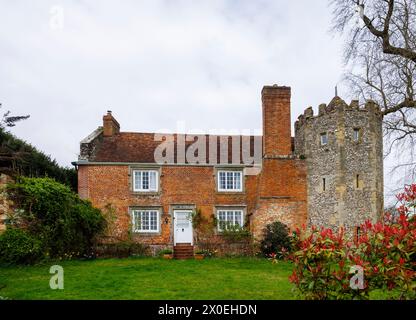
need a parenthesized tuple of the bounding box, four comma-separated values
(330, 0, 416, 178)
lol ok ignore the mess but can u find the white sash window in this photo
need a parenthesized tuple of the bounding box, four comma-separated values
(133, 170, 158, 192)
(217, 210, 244, 231)
(132, 210, 159, 233)
(218, 171, 242, 192)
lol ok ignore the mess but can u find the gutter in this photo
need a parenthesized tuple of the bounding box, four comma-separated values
(72, 160, 261, 169)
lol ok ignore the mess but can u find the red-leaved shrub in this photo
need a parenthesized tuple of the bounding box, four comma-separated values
(289, 185, 416, 300)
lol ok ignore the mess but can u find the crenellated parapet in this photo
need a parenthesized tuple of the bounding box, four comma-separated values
(295, 97, 382, 132)
(294, 96, 384, 236)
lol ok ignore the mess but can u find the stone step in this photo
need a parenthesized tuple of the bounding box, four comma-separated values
(174, 244, 194, 260)
(174, 246, 193, 250)
(174, 247, 194, 251)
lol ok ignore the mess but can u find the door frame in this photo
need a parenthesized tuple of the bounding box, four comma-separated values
(173, 210, 194, 245)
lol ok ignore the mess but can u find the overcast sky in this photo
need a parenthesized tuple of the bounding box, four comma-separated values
(0, 0, 402, 203)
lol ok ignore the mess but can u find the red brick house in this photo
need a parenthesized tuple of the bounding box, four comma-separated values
(74, 84, 383, 256)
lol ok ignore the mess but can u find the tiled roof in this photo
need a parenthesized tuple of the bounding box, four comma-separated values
(89, 132, 263, 165)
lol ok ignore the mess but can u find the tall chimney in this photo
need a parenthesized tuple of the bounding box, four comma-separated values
(103, 110, 120, 137)
(262, 85, 291, 157)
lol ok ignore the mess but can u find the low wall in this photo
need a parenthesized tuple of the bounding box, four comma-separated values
(0, 174, 13, 233)
(196, 240, 255, 257)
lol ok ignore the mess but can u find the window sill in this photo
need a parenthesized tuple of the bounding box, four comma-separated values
(131, 191, 161, 196)
(132, 232, 161, 236)
(216, 191, 245, 195)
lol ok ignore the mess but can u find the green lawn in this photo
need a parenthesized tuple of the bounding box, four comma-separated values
(0, 257, 296, 300)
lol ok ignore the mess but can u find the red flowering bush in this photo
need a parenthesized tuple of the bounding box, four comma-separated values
(289, 226, 364, 299)
(289, 185, 416, 300)
(350, 213, 416, 299)
(396, 184, 416, 217)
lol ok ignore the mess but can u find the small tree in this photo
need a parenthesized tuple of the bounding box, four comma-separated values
(260, 221, 292, 258)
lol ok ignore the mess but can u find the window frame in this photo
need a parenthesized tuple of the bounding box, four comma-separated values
(353, 128, 361, 142)
(131, 209, 160, 233)
(216, 209, 244, 232)
(132, 169, 159, 192)
(217, 170, 243, 192)
(320, 132, 328, 146)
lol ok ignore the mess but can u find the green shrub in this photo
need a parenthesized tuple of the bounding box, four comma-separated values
(221, 225, 252, 243)
(199, 248, 217, 258)
(159, 249, 173, 255)
(0, 228, 44, 265)
(260, 221, 292, 258)
(6, 177, 106, 260)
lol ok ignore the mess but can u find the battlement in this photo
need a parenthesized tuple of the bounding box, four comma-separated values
(295, 97, 381, 131)
(293, 94, 384, 234)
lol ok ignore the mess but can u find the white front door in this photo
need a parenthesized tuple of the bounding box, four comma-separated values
(174, 210, 193, 245)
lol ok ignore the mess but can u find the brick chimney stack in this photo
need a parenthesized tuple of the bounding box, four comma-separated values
(103, 110, 120, 137)
(262, 85, 292, 157)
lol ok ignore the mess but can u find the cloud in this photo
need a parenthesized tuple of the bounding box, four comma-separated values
(5, 1, 403, 203)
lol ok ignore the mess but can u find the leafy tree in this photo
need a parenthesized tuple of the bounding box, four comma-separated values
(6, 177, 106, 260)
(0, 103, 75, 190)
(0, 129, 77, 190)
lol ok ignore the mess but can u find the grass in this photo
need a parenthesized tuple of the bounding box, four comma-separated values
(0, 257, 296, 300)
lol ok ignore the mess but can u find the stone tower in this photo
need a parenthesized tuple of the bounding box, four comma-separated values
(294, 97, 384, 234)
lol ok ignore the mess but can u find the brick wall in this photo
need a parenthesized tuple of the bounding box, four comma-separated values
(78, 165, 89, 199)
(81, 160, 307, 245)
(251, 158, 307, 240)
(80, 165, 259, 246)
(77, 84, 310, 248)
